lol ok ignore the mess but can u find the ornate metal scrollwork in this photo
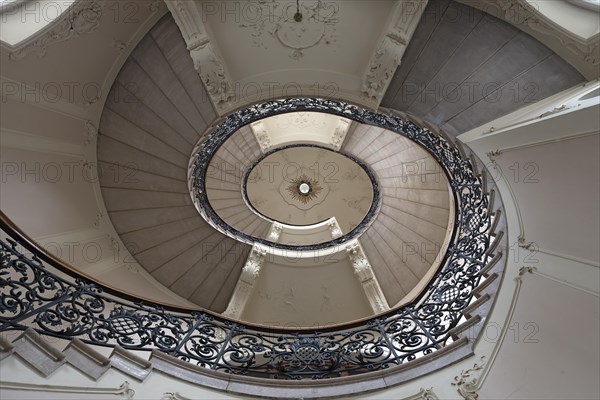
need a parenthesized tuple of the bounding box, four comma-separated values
(1, 98, 495, 380)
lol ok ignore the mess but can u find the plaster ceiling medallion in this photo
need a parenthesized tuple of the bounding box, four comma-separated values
(245, 145, 375, 228)
(240, 0, 339, 60)
(285, 174, 323, 206)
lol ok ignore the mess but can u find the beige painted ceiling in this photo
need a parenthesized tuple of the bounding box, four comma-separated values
(201, 0, 397, 108)
(242, 252, 374, 327)
(246, 146, 373, 233)
(205, 0, 393, 77)
(252, 111, 351, 150)
(1, 2, 598, 396)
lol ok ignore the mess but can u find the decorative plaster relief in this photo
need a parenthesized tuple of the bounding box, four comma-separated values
(362, 0, 426, 102)
(346, 241, 374, 281)
(148, 0, 163, 13)
(165, 0, 234, 108)
(346, 240, 390, 313)
(189, 42, 234, 104)
(412, 388, 439, 400)
(112, 40, 130, 54)
(452, 356, 486, 400)
(363, 36, 405, 101)
(92, 211, 104, 228)
(223, 246, 267, 319)
(267, 222, 283, 242)
(240, 0, 339, 60)
(83, 120, 98, 146)
(280, 174, 329, 211)
(278, 111, 328, 129)
(9, 1, 105, 61)
(327, 219, 343, 239)
(330, 117, 351, 150)
(250, 121, 272, 153)
(162, 393, 187, 400)
(240, 246, 266, 283)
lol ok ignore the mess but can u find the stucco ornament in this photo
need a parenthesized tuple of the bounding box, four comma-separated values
(9, 1, 105, 60)
(452, 356, 486, 400)
(240, 0, 339, 59)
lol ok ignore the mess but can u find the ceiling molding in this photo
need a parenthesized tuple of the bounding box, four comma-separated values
(163, 387, 440, 400)
(0, 380, 135, 399)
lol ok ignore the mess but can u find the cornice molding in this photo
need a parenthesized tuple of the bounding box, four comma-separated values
(0, 381, 134, 399)
(160, 387, 440, 400)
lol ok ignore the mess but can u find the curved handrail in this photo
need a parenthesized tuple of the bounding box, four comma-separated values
(1, 98, 501, 380)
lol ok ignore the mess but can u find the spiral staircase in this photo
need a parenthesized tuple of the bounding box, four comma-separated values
(1, 0, 599, 399)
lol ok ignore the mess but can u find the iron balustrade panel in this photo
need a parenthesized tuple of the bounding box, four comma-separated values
(0, 237, 196, 351)
(1, 98, 493, 380)
(171, 309, 438, 379)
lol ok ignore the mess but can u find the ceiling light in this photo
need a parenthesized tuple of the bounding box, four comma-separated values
(299, 182, 311, 194)
(294, 0, 303, 22)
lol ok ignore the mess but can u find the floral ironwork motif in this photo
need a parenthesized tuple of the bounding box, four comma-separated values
(1, 98, 500, 380)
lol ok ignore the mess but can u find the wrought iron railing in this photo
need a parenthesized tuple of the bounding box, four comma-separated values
(1, 98, 498, 380)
